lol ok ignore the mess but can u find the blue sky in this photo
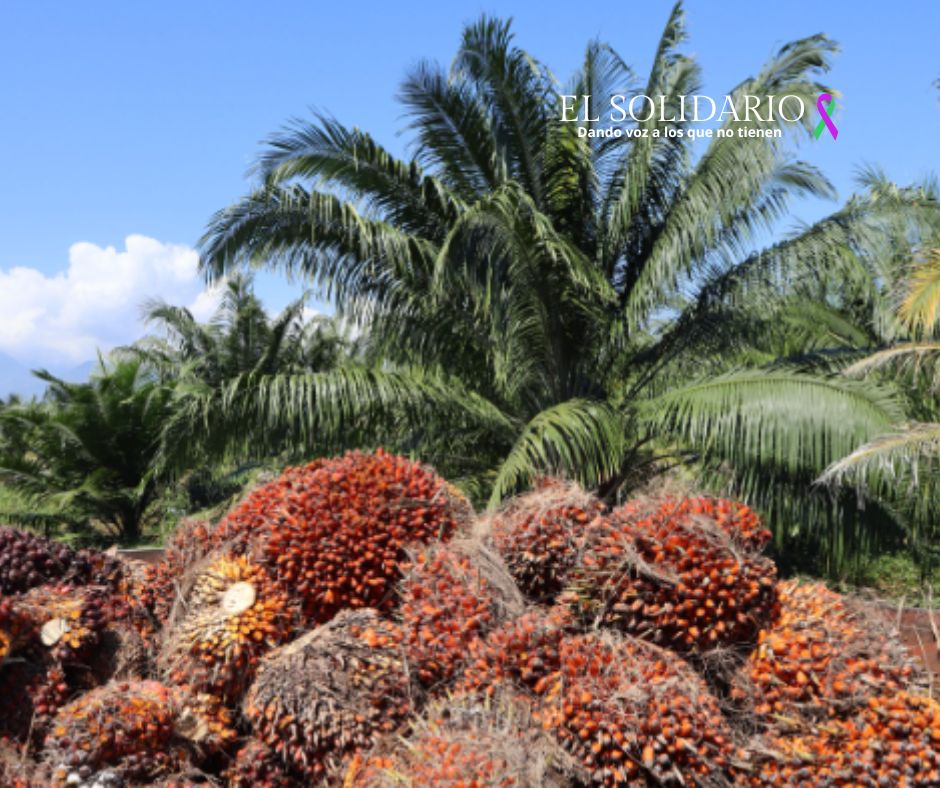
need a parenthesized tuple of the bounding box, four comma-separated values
(0, 0, 938, 377)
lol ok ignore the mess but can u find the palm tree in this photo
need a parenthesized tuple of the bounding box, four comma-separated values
(194, 5, 937, 574)
(0, 358, 173, 543)
(820, 235, 940, 573)
(133, 273, 359, 473)
(134, 273, 355, 385)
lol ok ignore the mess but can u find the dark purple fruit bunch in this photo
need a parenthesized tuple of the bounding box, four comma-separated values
(0, 527, 78, 594)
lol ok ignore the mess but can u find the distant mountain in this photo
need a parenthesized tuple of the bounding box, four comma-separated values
(0, 353, 46, 400)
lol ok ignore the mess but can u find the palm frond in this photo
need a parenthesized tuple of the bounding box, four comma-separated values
(488, 399, 627, 507)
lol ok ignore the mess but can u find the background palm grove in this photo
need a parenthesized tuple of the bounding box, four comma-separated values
(1, 3, 939, 590)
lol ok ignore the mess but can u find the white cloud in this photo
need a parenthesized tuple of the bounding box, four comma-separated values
(0, 235, 220, 366)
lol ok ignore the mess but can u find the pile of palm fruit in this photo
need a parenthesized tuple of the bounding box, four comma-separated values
(1, 449, 937, 786)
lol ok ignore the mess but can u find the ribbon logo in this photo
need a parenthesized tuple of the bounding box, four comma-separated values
(814, 93, 838, 140)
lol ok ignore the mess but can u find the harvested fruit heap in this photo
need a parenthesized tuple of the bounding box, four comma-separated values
(539, 632, 739, 786)
(733, 579, 923, 726)
(566, 497, 778, 656)
(350, 692, 584, 787)
(752, 691, 940, 786)
(159, 554, 296, 705)
(42, 680, 190, 784)
(2, 455, 939, 787)
(398, 540, 523, 688)
(243, 609, 414, 782)
(488, 479, 604, 604)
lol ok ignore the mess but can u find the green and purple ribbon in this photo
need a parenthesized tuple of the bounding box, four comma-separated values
(814, 94, 838, 140)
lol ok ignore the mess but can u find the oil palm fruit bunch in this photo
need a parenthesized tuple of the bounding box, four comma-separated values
(140, 519, 216, 624)
(14, 584, 108, 664)
(0, 662, 70, 742)
(751, 691, 940, 786)
(488, 479, 604, 604)
(224, 739, 294, 788)
(539, 632, 739, 786)
(41, 680, 190, 784)
(398, 540, 523, 688)
(0, 527, 80, 594)
(667, 497, 771, 553)
(251, 450, 472, 625)
(244, 609, 414, 783)
(159, 554, 296, 705)
(457, 607, 570, 696)
(565, 497, 778, 656)
(0, 595, 32, 661)
(349, 692, 584, 787)
(732, 580, 923, 727)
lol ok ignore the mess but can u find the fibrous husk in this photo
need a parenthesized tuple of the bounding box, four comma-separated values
(243, 608, 415, 783)
(349, 690, 586, 787)
(564, 497, 778, 659)
(0, 738, 55, 787)
(486, 478, 604, 604)
(159, 554, 296, 705)
(731, 580, 925, 730)
(539, 631, 740, 786)
(398, 539, 524, 689)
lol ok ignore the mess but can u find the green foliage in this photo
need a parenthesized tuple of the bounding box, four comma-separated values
(194, 2, 939, 577)
(0, 358, 173, 543)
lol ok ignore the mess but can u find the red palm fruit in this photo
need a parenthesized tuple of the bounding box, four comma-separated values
(750, 691, 940, 786)
(565, 497, 778, 656)
(398, 540, 523, 688)
(488, 479, 604, 604)
(349, 691, 584, 787)
(732, 580, 923, 727)
(225, 739, 294, 788)
(205, 450, 471, 626)
(666, 497, 771, 552)
(159, 554, 296, 706)
(457, 607, 569, 696)
(42, 680, 189, 784)
(244, 609, 414, 783)
(539, 632, 738, 786)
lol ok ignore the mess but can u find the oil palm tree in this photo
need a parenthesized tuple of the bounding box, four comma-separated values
(130, 273, 359, 472)
(193, 5, 937, 572)
(820, 238, 940, 572)
(0, 358, 173, 543)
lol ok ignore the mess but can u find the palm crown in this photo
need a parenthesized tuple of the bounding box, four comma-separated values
(196, 4, 937, 571)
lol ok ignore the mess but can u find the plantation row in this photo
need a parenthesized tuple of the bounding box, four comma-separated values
(0, 450, 937, 786)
